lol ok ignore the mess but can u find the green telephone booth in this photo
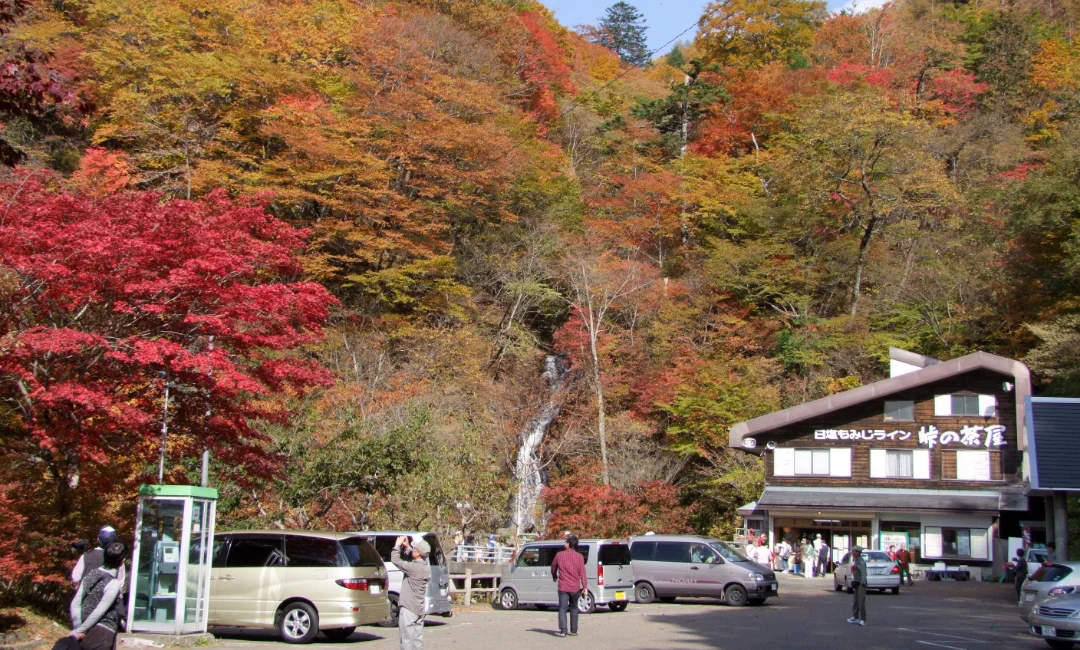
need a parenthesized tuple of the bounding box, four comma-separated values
(127, 485, 218, 635)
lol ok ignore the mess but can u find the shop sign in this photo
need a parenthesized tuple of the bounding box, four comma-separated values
(813, 424, 1007, 449)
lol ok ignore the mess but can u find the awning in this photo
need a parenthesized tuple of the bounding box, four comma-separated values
(737, 501, 762, 516)
(753, 487, 1023, 513)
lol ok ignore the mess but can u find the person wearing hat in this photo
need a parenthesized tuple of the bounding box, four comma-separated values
(72, 526, 125, 587)
(847, 545, 868, 626)
(392, 535, 432, 650)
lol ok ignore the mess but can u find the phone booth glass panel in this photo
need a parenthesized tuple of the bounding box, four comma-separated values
(127, 485, 217, 635)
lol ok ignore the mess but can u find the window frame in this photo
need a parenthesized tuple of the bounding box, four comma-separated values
(884, 400, 915, 422)
(951, 394, 981, 416)
(884, 449, 915, 479)
(793, 448, 831, 476)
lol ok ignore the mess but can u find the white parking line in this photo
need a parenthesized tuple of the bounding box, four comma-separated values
(916, 641, 968, 650)
(898, 628, 987, 643)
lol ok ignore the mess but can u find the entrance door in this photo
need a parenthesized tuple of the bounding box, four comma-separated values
(652, 542, 690, 596)
(214, 534, 285, 626)
(688, 543, 724, 598)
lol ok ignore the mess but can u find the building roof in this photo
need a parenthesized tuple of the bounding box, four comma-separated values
(728, 350, 1031, 450)
(1027, 397, 1080, 492)
(738, 486, 1028, 514)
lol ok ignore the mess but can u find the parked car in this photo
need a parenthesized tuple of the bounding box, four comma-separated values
(1025, 548, 1051, 575)
(1027, 592, 1080, 649)
(351, 531, 453, 627)
(833, 550, 901, 595)
(628, 534, 778, 607)
(1022, 563, 1080, 622)
(209, 531, 389, 643)
(499, 539, 634, 613)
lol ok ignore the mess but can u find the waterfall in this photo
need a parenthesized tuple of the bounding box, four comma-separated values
(512, 354, 570, 537)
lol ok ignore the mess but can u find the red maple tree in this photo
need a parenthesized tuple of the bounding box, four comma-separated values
(0, 173, 337, 527)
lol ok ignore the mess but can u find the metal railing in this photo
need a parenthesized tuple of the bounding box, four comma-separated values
(451, 544, 515, 564)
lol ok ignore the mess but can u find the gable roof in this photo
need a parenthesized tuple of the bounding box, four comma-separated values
(728, 350, 1031, 450)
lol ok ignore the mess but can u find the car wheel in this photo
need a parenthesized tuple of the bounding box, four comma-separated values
(1045, 640, 1076, 650)
(659, 597, 677, 603)
(322, 627, 355, 641)
(279, 602, 319, 644)
(834, 578, 843, 592)
(845, 578, 853, 595)
(891, 587, 900, 595)
(636, 582, 657, 604)
(725, 584, 748, 607)
(609, 602, 628, 612)
(381, 594, 400, 628)
(577, 590, 596, 614)
(499, 589, 519, 610)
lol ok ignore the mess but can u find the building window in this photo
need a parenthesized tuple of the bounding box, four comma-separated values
(942, 450, 996, 481)
(942, 528, 971, 557)
(951, 394, 980, 416)
(884, 400, 914, 422)
(934, 393, 996, 417)
(886, 450, 914, 478)
(924, 526, 989, 559)
(794, 449, 830, 476)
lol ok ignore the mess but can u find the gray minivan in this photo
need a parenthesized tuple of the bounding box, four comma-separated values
(629, 534, 779, 607)
(352, 531, 453, 626)
(499, 539, 635, 613)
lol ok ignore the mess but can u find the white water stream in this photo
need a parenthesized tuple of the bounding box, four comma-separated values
(512, 354, 569, 537)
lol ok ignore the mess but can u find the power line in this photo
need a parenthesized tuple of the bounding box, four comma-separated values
(498, 3, 722, 161)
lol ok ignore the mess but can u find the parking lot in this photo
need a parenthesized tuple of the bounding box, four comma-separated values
(209, 574, 1050, 649)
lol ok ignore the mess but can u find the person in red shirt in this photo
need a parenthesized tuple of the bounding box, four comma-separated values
(550, 534, 587, 637)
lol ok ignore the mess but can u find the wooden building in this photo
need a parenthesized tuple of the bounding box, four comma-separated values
(729, 348, 1033, 578)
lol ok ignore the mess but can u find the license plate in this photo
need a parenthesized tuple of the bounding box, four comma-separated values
(1025, 593, 1037, 602)
(615, 591, 626, 601)
(370, 585, 380, 595)
(770, 584, 777, 591)
(870, 568, 887, 575)
(1042, 626, 1057, 637)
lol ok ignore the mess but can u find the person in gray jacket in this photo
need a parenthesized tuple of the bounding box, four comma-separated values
(392, 535, 432, 650)
(70, 542, 126, 650)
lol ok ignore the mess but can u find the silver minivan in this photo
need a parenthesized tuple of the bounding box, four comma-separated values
(352, 531, 452, 626)
(208, 531, 389, 643)
(499, 539, 635, 613)
(629, 534, 779, 607)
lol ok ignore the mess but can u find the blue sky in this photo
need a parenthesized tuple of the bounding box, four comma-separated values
(542, 0, 881, 55)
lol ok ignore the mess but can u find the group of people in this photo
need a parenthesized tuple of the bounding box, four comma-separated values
(886, 544, 915, 586)
(745, 533, 832, 578)
(65, 526, 128, 650)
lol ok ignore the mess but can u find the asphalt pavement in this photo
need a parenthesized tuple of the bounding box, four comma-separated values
(207, 573, 1051, 649)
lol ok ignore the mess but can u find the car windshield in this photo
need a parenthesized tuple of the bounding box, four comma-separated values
(864, 551, 892, 562)
(709, 540, 751, 563)
(1030, 565, 1074, 583)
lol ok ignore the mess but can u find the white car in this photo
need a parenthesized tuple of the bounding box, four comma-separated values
(833, 550, 901, 595)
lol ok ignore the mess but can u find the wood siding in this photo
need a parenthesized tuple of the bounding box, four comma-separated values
(762, 369, 1022, 490)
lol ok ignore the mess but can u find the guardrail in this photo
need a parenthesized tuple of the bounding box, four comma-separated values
(449, 568, 502, 604)
(451, 544, 515, 564)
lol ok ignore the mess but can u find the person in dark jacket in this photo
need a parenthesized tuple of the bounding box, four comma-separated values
(550, 535, 587, 638)
(1013, 550, 1029, 605)
(69, 542, 126, 650)
(72, 527, 124, 586)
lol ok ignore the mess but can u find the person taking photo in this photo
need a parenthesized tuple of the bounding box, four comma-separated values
(391, 535, 431, 650)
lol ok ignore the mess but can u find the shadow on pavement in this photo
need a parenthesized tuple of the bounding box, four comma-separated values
(210, 627, 388, 644)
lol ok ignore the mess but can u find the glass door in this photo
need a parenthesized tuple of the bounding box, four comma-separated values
(129, 498, 187, 633)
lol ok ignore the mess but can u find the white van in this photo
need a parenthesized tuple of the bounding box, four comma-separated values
(352, 531, 453, 626)
(498, 539, 635, 613)
(208, 531, 389, 643)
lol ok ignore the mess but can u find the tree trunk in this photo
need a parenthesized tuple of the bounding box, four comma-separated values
(850, 215, 878, 316)
(589, 329, 610, 486)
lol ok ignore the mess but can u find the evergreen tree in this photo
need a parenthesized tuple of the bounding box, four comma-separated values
(598, 2, 650, 67)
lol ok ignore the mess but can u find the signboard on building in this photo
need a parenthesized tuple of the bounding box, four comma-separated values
(813, 425, 1007, 449)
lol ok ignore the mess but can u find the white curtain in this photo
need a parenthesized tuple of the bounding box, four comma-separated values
(887, 451, 913, 478)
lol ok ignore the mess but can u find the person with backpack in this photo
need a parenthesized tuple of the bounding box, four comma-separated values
(69, 542, 127, 650)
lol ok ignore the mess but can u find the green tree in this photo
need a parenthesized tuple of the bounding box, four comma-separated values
(697, 0, 827, 68)
(597, 2, 650, 67)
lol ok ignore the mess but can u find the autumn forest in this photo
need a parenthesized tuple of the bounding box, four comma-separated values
(2, 0, 1080, 600)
